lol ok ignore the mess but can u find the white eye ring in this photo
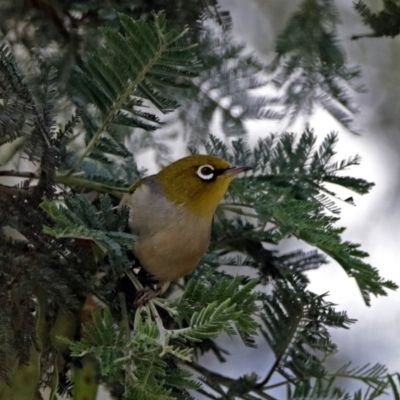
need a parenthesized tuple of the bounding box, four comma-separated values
(196, 164, 215, 181)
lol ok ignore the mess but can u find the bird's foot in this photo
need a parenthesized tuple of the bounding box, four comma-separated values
(134, 286, 159, 307)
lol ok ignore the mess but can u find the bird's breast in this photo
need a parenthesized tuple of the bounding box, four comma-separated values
(121, 181, 212, 283)
(134, 219, 211, 283)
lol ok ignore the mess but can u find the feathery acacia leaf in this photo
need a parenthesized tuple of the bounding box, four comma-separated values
(68, 12, 200, 173)
(352, 0, 400, 39)
(167, 21, 282, 144)
(272, 0, 362, 132)
(206, 129, 395, 305)
(40, 194, 136, 263)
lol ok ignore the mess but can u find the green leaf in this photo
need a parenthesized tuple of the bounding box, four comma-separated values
(175, 275, 259, 345)
(206, 129, 396, 305)
(273, 0, 362, 132)
(69, 12, 200, 172)
(41, 194, 136, 261)
(388, 373, 400, 400)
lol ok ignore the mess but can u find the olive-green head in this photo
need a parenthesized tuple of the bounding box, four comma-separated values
(156, 154, 252, 219)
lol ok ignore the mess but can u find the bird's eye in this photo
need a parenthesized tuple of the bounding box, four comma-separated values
(196, 164, 215, 181)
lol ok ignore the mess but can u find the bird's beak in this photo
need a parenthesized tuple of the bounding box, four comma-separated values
(222, 165, 253, 177)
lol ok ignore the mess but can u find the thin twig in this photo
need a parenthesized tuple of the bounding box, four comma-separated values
(134, 307, 142, 331)
(0, 169, 129, 196)
(0, 183, 35, 197)
(189, 362, 277, 400)
(125, 270, 170, 349)
(65, 26, 190, 175)
(119, 292, 133, 386)
(148, 300, 168, 350)
(124, 270, 142, 291)
(256, 307, 304, 388)
(264, 380, 290, 390)
(152, 298, 178, 316)
(56, 174, 129, 196)
(196, 388, 219, 399)
(0, 170, 38, 178)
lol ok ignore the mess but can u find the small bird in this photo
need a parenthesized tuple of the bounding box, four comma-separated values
(120, 154, 252, 303)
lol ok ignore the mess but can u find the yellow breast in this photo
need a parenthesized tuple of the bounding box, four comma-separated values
(121, 179, 212, 284)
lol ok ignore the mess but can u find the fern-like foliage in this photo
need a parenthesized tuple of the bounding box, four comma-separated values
(41, 194, 136, 270)
(206, 129, 397, 305)
(66, 293, 257, 400)
(271, 0, 362, 132)
(174, 275, 259, 345)
(352, 0, 400, 39)
(0, 5, 398, 400)
(260, 276, 354, 381)
(0, 42, 59, 161)
(286, 362, 389, 399)
(166, 21, 281, 144)
(66, 12, 200, 174)
(67, 309, 200, 400)
(0, 42, 36, 149)
(387, 373, 400, 399)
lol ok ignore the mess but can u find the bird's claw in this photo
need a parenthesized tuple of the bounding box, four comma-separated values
(134, 286, 158, 307)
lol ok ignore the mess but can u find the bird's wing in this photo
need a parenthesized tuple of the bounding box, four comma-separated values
(127, 174, 160, 194)
(128, 179, 143, 193)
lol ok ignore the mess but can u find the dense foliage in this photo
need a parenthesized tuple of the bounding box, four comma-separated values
(0, 0, 399, 399)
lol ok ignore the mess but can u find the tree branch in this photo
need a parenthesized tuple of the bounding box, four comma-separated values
(0, 170, 129, 197)
(256, 307, 304, 388)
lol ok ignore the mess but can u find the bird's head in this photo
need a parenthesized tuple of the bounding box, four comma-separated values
(157, 154, 252, 219)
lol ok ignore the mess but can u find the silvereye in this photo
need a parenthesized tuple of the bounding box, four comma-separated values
(120, 154, 252, 301)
